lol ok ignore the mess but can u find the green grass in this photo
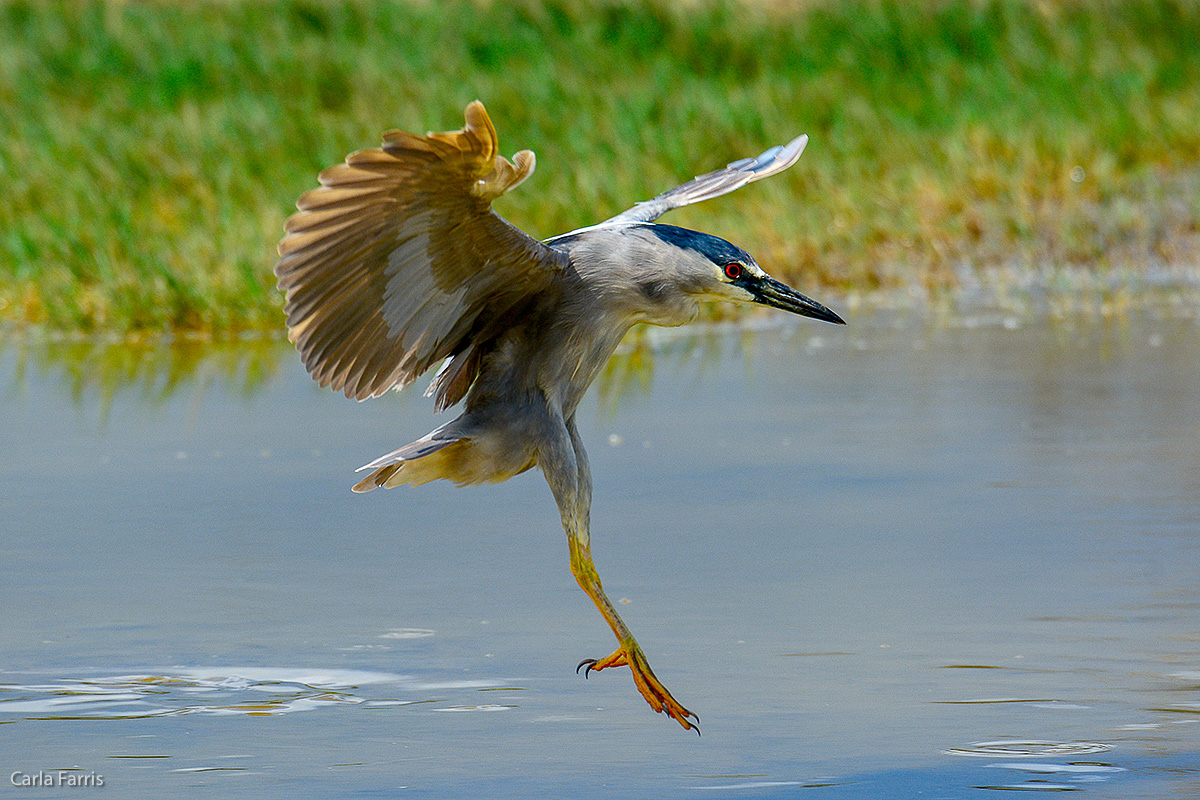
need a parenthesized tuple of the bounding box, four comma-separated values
(2, 0, 1198, 333)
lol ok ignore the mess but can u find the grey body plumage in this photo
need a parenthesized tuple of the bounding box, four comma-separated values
(275, 102, 843, 731)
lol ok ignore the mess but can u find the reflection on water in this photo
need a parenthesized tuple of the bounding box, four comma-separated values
(4, 288, 1197, 414)
(2, 338, 286, 423)
(0, 325, 739, 415)
(2, 304, 1199, 799)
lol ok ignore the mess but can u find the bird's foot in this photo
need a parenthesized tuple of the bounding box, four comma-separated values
(577, 644, 699, 732)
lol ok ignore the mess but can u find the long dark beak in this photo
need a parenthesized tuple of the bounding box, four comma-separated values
(753, 275, 846, 325)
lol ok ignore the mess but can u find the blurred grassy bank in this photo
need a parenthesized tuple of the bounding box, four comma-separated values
(2, 0, 1198, 334)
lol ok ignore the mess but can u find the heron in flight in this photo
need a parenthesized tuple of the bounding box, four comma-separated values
(275, 102, 843, 731)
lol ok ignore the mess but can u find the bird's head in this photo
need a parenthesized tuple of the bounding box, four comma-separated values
(648, 224, 845, 325)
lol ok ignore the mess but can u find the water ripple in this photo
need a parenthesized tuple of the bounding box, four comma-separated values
(945, 741, 1113, 758)
(946, 745, 1125, 792)
(0, 667, 501, 720)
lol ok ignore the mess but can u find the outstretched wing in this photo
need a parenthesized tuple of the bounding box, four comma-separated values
(275, 101, 564, 402)
(604, 134, 808, 224)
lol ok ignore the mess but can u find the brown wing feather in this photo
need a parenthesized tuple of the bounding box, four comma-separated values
(275, 101, 563, 402)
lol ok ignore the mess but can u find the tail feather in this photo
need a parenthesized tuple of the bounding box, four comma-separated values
(356, 434, 462, 472)
(352, 464, 402, 493)
(351, 434, 465, 493)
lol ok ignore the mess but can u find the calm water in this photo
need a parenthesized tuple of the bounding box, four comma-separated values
(2, 307, 1198, 798)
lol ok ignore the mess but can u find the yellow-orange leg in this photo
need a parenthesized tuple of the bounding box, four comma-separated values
(543, 415, 699, 732)
(568, 536, 699, 732)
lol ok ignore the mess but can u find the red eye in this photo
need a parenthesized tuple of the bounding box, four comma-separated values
(723, 263, 741, 280)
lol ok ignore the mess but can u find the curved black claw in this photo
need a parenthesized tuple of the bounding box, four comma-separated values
(576, 658, 597, 677)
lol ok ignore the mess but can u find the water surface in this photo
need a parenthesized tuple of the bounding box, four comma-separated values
(2, 308, 1198, 797)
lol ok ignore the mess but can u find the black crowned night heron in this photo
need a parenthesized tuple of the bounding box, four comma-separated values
(275, 102, 844, 731)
